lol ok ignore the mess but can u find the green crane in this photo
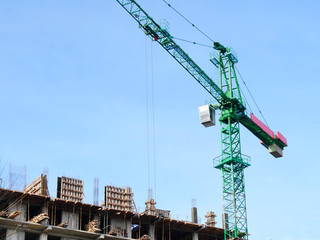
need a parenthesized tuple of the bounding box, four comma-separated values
(116, 1, 288, 239)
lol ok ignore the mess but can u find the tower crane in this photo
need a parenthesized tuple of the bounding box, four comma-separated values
(116, 1, 288, 239)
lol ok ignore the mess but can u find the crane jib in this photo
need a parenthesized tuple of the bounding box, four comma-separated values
(239, 113, 287, 157)
(116, 0, 287, 154)
(116, 0, 229, 105)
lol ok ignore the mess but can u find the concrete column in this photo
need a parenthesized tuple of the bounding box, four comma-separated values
(6, 229, 24, 240)
(192, 232, 199, 240)
(222, 213, 229, 230)
(191, 207, 198, 223)
(40, 233, 48, 240)
(148, 223, 155, 240)
(126, 217, 132, 239)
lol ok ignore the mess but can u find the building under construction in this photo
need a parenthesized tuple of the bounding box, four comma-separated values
(0, 174, 224, 240)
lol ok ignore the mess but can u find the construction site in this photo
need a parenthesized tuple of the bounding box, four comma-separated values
(0, 174, 223, 240)
(1, 0, 307, 239)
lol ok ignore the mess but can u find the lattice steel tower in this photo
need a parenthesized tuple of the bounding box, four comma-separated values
(211, 45, 250, 239)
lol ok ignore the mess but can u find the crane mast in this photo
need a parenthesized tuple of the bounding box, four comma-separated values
(212, 47, 250, 239)
(116, 1, 287, 239)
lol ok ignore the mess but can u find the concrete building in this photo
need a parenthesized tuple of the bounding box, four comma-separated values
(0, 186, 224, 240)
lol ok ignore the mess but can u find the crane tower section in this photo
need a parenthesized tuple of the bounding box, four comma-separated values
(212, 45, 250, 239)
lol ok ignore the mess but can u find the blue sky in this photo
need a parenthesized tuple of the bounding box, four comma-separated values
(0, 0, 319, 239)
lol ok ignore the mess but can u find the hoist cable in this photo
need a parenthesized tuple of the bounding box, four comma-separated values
(162, 0, 215, 43)
(239, 85, 253, 114)
(172, 37, 213, 49)
(235, 66, 269, 127)
(150, 40, 157, 202)
(145, 36, 151, 196)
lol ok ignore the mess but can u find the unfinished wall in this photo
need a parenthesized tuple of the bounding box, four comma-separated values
(61, 210, 80, 230)
(6, 229, 24, 240)
(8, 200, 27, 221)
(108, 215, 132, 238)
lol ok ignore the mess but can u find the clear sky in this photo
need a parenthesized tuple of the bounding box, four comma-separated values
(0, 0, 319, 239)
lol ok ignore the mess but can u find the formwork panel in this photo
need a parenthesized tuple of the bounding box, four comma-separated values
(57, 176, 83, 202)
